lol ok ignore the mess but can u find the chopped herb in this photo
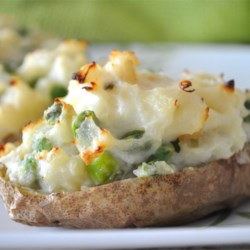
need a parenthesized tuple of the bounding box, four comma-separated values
(147, 143, 175, 163)
(243, 114, 250, 123)
(244, 100, 250, 110)
(50, 85, 68, 100)
(33, 137, 53, 152)
(17, 27, 29, 36)
(72, 110, 100, 138)
(120, 130, 145, 139)
(29, 78, 39, 88)
(171, 139, 181, 153)
(44, 102, 62, 125)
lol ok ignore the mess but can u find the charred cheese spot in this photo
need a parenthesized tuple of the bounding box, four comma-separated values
(0, 142, 16, 156)
(81, 81, 98, 91)
(54, 98, 61, 103)
(81, 145, 105, 165)
(9, 78, 18, 86)
(0, 144, 5, 154)
(221, 80, 235, 93)
(173, 99, 179, 108)
(34, 119, 43, 127)
(100, 128, 107, 134)
(52, 147, 59, 153)
(72, 62, 96, 83)
(104, 82, 115, 90)
(22, 121, 33, 132)
(22, 118, 43, 133)
(179, 80, 195, 93)
(203, 107, 210, 122)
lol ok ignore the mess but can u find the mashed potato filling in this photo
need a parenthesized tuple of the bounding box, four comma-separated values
(0, 51, 248, 193)
(0, 40, 87, 142)
(0, 68, 50, 140)
(18, 40, 88, 97)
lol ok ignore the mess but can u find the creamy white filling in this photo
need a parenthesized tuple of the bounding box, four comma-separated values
(0, 51, 248, 193)
(0, 40, 87, 140)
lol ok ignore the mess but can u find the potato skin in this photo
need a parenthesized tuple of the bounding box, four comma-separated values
(0, 144, 250, 228)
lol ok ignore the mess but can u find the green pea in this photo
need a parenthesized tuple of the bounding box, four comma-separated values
(33, 137, 53, 152)
(29, 77, 39, 89)
(45, 102, 62, 125)
(120, 130, 145, 139)
(19, 155, 38, 187)
(244, 114, 250, 123)
(244, 100, 250, 110)
(72, 110, 100, 138)
(50, 85, 68, 100)
(21, 156, 37, 172)
(147, 143, 175, 163)
(87, 153, 118, 185)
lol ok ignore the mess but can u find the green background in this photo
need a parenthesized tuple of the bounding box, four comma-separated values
(1, 0, 250, 43)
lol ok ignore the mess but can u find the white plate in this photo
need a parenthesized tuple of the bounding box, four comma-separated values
(89, 43, 250, 90)
(1, 200, 250, 249)
(1, 44, 250, 249)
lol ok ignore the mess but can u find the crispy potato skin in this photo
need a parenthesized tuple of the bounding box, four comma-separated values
(0, 144, 250, 228)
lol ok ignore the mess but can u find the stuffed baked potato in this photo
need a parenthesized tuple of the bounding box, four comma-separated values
(0, 51, 249, 228)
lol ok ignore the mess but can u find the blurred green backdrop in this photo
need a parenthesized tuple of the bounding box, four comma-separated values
(1, 0, 250, 43)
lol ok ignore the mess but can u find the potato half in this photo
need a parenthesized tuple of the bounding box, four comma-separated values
(0, 144, 249, 228)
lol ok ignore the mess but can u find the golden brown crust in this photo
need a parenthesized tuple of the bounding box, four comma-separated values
(0, 133, 21, 145)
(0, 144, 250, 228)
